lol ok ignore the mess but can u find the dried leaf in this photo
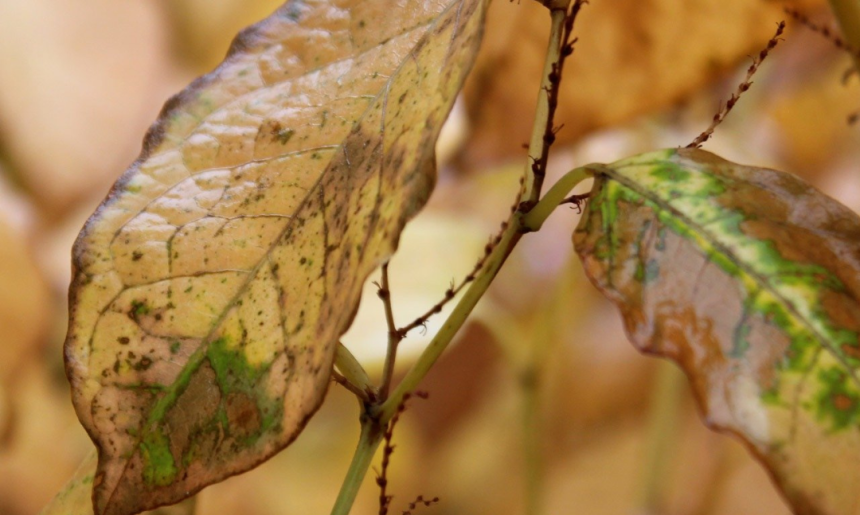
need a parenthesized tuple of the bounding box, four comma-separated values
(574, 148, 860, 515)
(40, 450, 98, 515)
(461, 0, 823, 166)
(0, 179, 52, 442)
(0, 189, 51, 383)
(63, 1, 486, 514)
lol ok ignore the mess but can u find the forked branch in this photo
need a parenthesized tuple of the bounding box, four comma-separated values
(378, 0, 585, 425)
(527, 0, 587, 200)
(377, 392, 429, 515)
(785, 7, 860, 123)
(785, 7, 860, 59)
(396, 203, 516, 339)
(335, 2, 587, 514)
(378, 263, 401, 398)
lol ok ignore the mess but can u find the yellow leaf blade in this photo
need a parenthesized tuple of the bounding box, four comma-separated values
(64, 1, 487, 514)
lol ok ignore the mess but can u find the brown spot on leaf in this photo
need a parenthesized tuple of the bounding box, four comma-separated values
(842, 343, 860, 361)
(225, 393, 262, 439)
(833, 393, 855, 412)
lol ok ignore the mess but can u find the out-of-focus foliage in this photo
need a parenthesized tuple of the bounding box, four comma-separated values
(0, 0, 174, 215)
(0, 178, 51, 440)
(460, 0, 824, 167)
(0, 1, 857, 515)
(161, 0, 286, 73)
(575, 148, 860, 515)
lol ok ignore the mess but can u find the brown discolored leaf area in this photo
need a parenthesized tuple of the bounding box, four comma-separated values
(461, 0, 823, 166)
(64, 1, 486, 513)
(575, 149, 860, 515)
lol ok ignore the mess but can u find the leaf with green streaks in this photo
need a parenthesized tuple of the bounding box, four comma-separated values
(41, 450, 98, 515)
(574, 148, 860, 515)
(63, 1, 486, 513)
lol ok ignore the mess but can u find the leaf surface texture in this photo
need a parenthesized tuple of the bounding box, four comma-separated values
(575, 148, 860, 515)
(64, 1, 486, 513)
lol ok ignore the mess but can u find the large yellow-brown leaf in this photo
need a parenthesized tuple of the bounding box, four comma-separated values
(461, 0, 822, 166)
(64, 1, 487, 513)
(575, 148, 860, 514)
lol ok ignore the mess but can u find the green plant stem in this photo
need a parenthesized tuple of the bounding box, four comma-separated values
(521, 313, 551, 515)
(522, 165, 594, 231)
(525, 5, 570, 203)
(379, 263, 401, 399)
(335, 343, 374, 396)
(330, 418, 385, 515)
(637, 361, 686, 514)
(522, 367, 542, 515)
(829, 0, 860, 71)
(376, 2, 572, 427)
(329, 3, 574, 512)
(378, 219, 524, 422)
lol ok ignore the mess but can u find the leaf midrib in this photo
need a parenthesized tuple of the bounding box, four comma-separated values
(601, 159, 860, 391)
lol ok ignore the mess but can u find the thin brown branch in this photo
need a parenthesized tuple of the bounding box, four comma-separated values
(379, 263, 402, 398)
(785, 7, 860, 61)
(379, 263, 398, 337)
(785, 8, 860, 125)
(331, 370, 370, 401)
(560, 192, 590, 214)
(686, 21, 786, 149)
(530, 0, 586, 193)
(377, 392, 429, 515)
(401, 495, 440, 515)
(397, 196, 519, 339)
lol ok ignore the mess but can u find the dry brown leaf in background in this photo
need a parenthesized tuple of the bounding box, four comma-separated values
(0, 0, 174, 215)
(161, 0, 287, 73)
(413, 328, 790, 515)
(767, 58, 860, 173)
(0, 178, 52, 441)
(542, 407, 792, 515)
(0, 365, 92, 515)
(461, 0, 824, 167)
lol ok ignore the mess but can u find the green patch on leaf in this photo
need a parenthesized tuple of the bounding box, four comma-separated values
(575, 147, 860, 515)
(816, 367, 860, 431)
(140, 429, 177, 487)
(130, 300, 150, 317)
(207, 337, 265, 391)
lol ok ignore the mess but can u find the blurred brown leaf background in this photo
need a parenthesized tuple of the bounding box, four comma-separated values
(1, 0, 859, 514)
